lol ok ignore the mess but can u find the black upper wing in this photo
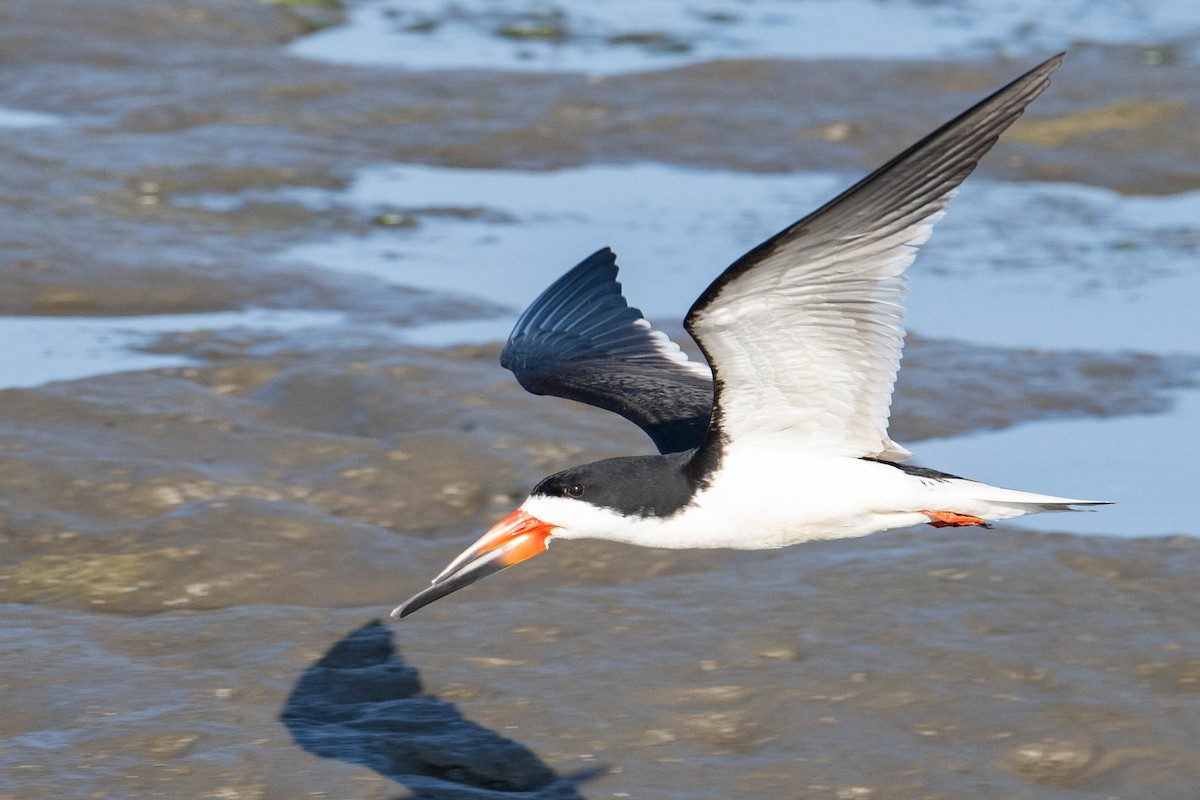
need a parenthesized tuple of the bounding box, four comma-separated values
(501, 248, 713, 454)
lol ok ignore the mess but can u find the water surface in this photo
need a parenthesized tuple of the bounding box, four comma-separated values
(2, 3, 1198, 798)
(293, 0, 1200, 73)
(267, 162, 1200, 537)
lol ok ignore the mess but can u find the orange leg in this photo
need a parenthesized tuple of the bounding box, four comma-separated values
(922, 510, 990, 529)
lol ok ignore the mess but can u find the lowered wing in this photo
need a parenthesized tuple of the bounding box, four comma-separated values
(501, 248, 713, 454)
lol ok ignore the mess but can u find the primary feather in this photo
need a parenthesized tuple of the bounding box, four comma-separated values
(686, 55, 1062, 464)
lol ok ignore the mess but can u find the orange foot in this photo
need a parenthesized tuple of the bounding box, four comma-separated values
(922, 510, 990, 529)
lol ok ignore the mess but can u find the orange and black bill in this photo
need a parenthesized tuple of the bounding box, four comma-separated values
(390, 509, 554, 618)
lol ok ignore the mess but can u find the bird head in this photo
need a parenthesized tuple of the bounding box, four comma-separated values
(390, 454, 695, 618)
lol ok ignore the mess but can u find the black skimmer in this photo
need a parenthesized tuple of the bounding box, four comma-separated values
(393, 53, 1109, 619)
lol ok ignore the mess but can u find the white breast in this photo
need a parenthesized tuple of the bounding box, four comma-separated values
(523, 446, 935, 551)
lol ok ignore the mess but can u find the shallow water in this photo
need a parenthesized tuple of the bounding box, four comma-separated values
(292, 0, 1200, 73)
(276, 163, 1200, 352)
(919, 391, 1200, 536)
(0, 310, 345, 388)
(12, 160, 1198, 536)
(2, 2, 1199, 798)
(268, 162, 1200, 537)
(0, 105, 61, 128)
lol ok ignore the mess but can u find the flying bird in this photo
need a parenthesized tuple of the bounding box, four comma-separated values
(393, 53, 1107, 619)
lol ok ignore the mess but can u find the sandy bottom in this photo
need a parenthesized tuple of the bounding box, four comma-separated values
(0, 2, 1198, 798)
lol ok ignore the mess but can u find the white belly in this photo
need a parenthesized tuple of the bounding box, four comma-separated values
(651, 451, 932, 548)
(521, 442, 1097, 551)
(530, 450, 937, 550)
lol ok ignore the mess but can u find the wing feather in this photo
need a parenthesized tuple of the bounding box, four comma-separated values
(501, 248, 713, 454)
(685, 54, 1063, 464)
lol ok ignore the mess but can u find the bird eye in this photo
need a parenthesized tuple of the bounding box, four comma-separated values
(566, 483, 584, 498)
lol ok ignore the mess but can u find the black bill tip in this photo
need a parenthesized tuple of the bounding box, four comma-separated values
(390, 548, 510, 619)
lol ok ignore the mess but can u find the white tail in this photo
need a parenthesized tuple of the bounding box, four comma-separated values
(944, 479, 1112, 522)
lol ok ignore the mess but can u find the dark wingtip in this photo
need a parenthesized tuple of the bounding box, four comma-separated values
(500, 246, 625, 369)
(685, 52, 1066, 327)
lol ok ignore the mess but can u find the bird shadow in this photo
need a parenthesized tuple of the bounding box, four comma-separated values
(280, 620, 601, 799)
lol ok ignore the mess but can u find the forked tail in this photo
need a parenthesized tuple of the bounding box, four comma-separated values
(940, 479, 1112, 523)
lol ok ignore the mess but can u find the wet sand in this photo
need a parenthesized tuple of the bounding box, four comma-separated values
(3, 345, 1199, 799)
(1, 1, 1198, 798)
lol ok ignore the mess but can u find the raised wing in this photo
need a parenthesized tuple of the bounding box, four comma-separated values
(685, 54, 1063, 463)
(501, 248, 713, 454)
